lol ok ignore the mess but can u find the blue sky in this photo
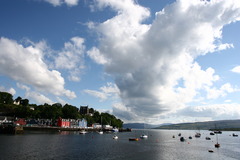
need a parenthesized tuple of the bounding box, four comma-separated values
(1, 0, 240, 124)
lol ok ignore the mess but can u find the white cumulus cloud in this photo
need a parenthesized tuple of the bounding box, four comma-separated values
(89, 0, 240, 122)
(0, 86, 16, 96)
(43, 0, 79, 7)
(0, 37, 76, 100)
(52, 37, 86, 82)
(84, 82, 120, 102)
(231, 66, 240, 73)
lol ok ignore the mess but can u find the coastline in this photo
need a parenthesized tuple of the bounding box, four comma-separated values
(23, 126, 132, 132)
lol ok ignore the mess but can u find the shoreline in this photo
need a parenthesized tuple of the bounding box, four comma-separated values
(23, 126, 132, 132)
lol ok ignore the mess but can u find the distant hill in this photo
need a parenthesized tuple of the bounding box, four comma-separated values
(155, 119, 240, 130)
(123, 123, 172, 129)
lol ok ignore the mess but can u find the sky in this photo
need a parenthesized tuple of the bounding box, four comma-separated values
(1, 0, 240, 124)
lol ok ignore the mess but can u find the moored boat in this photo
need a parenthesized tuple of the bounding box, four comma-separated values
(195, 132, 201, 138)
(208, 150, 214, 153)
(180, 137, 185, 142)
(113, 135, 118, 139)
(214, 130, 222, 134)
(210, 132, 215, 135)
(140, 134, 148, 139)
(215, 143, 220, 148)
(112, 128, 119, 132)
(206, 137, 211, 140)
(79, 130, 87, 134)
(232, 133, 238, 137)
(215, 133, 220, 148)
(129, 138, 139, 141)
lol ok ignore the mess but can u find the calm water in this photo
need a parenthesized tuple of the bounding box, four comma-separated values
(0, 129, 239, 160)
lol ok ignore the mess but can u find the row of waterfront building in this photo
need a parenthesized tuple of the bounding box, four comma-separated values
(0, 116, 114, 130)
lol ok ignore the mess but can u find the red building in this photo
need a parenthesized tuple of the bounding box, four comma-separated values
(57, 117, 70, 127)
(15, 118, 26, 126)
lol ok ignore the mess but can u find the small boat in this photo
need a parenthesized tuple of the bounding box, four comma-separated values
(215, 134, 220, 148)
(215, 143, 220, 148)
(129, 138, 139, 141)
(189, 136, 192, 139)
(208, 150, 214, 153)
(180, 137, 185, 142)
(140, 134, 148, 139)
(178, 133, 181, 136)
(232, 133, 238, 137)
(214, 130, 222, 134)
(172, 135, 175, 138)
(140, 122, 148, 139)
(113, 135, 118, 139)
(98, 130, 103, 134)
(206, 137, 211, 140)
(210, 132, 215, 135)
(112, 128, 119, 132)
(79, 130, 87, 134)
(195, 132, 201, 138)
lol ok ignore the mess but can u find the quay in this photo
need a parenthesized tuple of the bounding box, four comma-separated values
(0, 123, 24, 134)
(23, 126, 132, 132)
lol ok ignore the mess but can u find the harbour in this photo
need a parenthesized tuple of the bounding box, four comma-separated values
(0, 129, 239, 160)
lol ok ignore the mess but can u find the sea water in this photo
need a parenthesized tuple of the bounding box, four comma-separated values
(0, 129, 239, 160)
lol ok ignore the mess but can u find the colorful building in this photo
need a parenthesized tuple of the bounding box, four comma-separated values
(57, 117, 70, 127)
(15, 118, 26, 126)
(78, 119, 87, 128)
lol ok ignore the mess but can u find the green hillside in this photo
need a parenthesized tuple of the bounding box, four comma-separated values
(155, 119, 240, 131)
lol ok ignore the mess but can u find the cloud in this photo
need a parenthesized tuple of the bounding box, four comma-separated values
(52, 37, 86, 82)
(231, 66, 240, 73)
(17, 83, 54, 104)
(43, 0, 79, 7)
(89, 0, 240, 122)
(0, 86, 16, 96)
(112, 103, 136, 122)
(206, 83, 239, 99)
(84, 82, 120, 102)
(87, 47, 108, 65)
(178, 104, 240, 121)
(0, 37, 76, 100)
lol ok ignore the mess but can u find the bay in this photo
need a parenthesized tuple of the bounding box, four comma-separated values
(0, 129, 239, 160)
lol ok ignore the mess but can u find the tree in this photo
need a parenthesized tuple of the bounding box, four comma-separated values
(62, 104, 80, 119)
(15, 96, 22, 103)
(89, 108, 94, 114)
(14, 105, 32, 118)
(0, 92, 13, 104)
(0, 91, 124, 128)
(20, 99, 29, 107)
(93, 111, 100, 123)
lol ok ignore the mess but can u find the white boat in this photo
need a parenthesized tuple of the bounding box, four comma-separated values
(79, 130, 87, 134)
(140, 121, 148, 139)
(112, 128, 119, 132)
(113, 135, 118, 139)
(98, 130, 103, 134)
(140, 134, 148, 139)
